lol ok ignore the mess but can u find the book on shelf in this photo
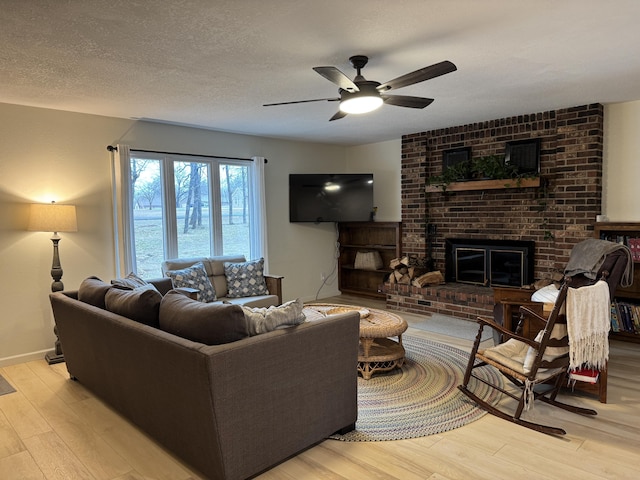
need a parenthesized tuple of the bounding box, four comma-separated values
(628, 237, 640, 262)
(618, 302, 633, 333)
(611, 301, 640, 334)
(569, 368, 599, 384)
(598, 234, 640, 261)
(633, 304, 640, 331)
(610, 302, 620, 332)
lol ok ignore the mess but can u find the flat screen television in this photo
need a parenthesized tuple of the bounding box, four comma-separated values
(289, 173, 374, 223)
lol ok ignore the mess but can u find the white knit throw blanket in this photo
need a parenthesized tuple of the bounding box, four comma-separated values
(566, 280, 611, 370)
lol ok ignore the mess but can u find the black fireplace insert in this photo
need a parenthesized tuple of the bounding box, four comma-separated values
(445, 238, 535, 287)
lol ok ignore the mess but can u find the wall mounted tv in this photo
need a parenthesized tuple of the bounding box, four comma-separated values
(289, 173, 374, 223)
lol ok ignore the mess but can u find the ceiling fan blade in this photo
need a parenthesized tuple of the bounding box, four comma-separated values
(263, 97, 339, 107)
(382, 95, 434, 109)
(313, 66, 359, 92)
(377, 60, 457, 92)
(329, 111, 347, 121)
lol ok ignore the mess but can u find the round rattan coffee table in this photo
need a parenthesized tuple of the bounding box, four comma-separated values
(304, 304, 408, 380)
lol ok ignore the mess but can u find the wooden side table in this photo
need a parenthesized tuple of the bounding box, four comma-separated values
(492, 286, 541, 339)
(492, 286, 608, 403)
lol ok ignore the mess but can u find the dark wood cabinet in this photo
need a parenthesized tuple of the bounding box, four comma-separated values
(338, 222, 401, 298)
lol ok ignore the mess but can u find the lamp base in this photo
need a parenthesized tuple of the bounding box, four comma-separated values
(45, 325, 65, 364)
(45, 352, 65, 365)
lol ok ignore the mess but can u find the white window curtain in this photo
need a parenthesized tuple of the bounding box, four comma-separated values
(250, 156, 269, 272)
(110, 144, 134, 277)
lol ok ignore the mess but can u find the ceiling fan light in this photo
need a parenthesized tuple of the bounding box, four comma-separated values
(339, 95, 383, 114)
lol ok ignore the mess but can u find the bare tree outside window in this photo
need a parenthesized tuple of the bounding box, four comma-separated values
(128, 154, 254, 277)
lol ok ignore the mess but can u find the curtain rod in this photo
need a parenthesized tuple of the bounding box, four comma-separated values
(106, 145, 266, 163)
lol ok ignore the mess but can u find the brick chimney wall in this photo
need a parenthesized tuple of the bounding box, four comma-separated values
(401, 103, 604, 283)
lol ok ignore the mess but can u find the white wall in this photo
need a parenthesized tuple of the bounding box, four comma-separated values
(603, 101, 640, 222)
(345, 139, 402, 222)
(0, 102, 352, 365)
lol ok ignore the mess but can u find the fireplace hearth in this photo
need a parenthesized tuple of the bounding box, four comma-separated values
(445, 238, 535, 288)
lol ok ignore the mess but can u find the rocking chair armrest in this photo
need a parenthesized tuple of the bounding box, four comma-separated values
(500, 330, 540, 348)
(519, 305, 548, 326)
(476, 315, 507, 332)
(476, 315, 540, 348)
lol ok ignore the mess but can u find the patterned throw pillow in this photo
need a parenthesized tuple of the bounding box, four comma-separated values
(224, 258, 269, 298)
(165, 262, 217, 303)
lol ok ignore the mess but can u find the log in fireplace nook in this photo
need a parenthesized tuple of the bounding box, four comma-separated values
(445, 238, 535, 288)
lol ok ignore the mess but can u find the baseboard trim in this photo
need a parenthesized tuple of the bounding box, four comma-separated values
(0, 349, 53, 368)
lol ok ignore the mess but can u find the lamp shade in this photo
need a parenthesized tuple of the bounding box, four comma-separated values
(28, 202, 78, 233)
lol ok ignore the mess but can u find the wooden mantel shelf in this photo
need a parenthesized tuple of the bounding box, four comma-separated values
(425, 176, 541, 193)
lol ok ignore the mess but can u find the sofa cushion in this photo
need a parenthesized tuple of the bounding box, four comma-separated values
(78, 276, 111, 309)
(159, 290, 248, 345)
(105, 284, 163, 328)
(241, 298, 306, 336)
(224, 258, 268, 298)
(165, 261, 217, 302)
(111, 272, 148, 290)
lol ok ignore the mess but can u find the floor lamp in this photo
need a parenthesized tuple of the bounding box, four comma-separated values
(28, 201, 78, 364)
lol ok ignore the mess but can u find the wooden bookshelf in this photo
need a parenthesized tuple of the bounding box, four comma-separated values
(338, 222, 401, 298)
(595, 222, 640, 344)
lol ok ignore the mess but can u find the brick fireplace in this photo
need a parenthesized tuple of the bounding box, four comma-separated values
(382, 104, 604, 320)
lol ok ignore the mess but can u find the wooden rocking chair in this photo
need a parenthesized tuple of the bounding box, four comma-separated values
(458, 277, 600, 435)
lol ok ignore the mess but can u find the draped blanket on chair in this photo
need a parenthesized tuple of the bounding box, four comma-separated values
(566, 279, 611, 370)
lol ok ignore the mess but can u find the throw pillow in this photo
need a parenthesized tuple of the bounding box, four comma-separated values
(523, 323, 569, 374)
(224, 258, 268, 298)
(158, 290, 248, 345)
(111, 272, 148, 290)
(165, 261, 217, 302)
(78, 276, 111, 309)
(105, 284, 163, 328)
(241, 298, 306, 336)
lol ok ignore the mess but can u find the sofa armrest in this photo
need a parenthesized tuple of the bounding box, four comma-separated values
(148, 277, 174, 295)
(149, 277, 198, 300)
(264, 275, 283, 304)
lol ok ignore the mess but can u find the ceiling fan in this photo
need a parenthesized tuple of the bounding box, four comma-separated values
(263, 55, 457, 121)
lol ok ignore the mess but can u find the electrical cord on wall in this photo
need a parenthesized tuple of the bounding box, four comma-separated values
(314, 222, 340, 301)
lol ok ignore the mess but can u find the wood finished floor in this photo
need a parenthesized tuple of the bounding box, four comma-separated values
(1, 294, 639, 479)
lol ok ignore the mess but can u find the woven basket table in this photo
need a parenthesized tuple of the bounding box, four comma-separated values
(304, 304, 408, 380)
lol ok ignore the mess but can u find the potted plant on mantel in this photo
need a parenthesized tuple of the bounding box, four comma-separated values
(428, 154, 535, 192)
(472, 155, 518, 180)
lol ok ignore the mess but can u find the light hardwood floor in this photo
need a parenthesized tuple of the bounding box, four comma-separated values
(1, 294, 639, 480)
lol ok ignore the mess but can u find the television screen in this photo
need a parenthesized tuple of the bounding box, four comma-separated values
(289, 173, 374, 223)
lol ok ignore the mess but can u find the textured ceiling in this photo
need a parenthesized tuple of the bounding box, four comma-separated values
(2, 0, 640, 146)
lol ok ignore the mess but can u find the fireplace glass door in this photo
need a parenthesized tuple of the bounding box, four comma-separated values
(446, 238, 534, 287)
(490, 249, 525, 287)
(455, 248, 487, 285)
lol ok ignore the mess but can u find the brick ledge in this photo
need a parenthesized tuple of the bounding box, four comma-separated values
(381, 282, 494, 321)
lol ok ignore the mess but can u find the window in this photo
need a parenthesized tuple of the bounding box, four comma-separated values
(125, 151, 256, 277)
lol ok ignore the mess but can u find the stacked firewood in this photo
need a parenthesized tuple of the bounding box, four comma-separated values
(387, 256, 445, 287)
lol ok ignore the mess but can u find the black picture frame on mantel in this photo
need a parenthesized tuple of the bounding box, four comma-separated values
(505, 139, 540, 175)
(442, 146, 472, 170)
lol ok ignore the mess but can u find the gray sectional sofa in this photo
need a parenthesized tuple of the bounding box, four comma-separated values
(49, 277, 359, 480)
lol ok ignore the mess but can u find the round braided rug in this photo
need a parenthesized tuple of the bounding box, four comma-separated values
(331, 334, 503, 442)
